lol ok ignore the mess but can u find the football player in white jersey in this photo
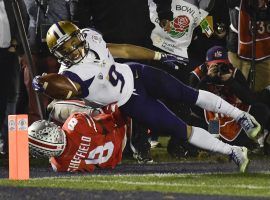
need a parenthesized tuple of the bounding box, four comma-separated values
(34, 21, 261, 173)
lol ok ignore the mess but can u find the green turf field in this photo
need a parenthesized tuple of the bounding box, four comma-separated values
(1, 137, 269, 198)
(0, 173, 270, 197)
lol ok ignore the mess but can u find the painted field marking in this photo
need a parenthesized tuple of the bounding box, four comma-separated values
(34, 172, 270, 190)
(33, 178, 270, 190)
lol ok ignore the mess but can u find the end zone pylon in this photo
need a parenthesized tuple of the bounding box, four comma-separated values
(8, 115, 29, 180)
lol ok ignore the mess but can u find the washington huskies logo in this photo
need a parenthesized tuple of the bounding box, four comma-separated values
(169, 15, 190, 38)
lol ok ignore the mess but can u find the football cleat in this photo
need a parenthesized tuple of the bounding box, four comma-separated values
(238, 112, 261, 140)
(133, 144, 154, 164)
(133, 152, 154, 164)
(229, 146, 249, 173)
(150, 140, 161, 148)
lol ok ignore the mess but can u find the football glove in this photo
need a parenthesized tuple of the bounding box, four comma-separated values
(32, 75, 44, 92)
(155, 51, 189, 70)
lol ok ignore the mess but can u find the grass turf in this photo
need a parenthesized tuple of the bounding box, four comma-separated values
(0, 173, 270, 197)
(1, 136, 270, 197)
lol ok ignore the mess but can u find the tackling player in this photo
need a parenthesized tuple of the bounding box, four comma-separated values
(33, 21, 262, 173)
(28, 104, 128, 172)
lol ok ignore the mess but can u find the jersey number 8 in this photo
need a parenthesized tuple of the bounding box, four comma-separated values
(85, 141, 114, 165)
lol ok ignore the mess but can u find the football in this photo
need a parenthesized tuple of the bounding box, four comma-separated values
(38, 73, 81, 99)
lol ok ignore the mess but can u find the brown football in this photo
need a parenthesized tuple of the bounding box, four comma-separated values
(38, 73, 81, 99)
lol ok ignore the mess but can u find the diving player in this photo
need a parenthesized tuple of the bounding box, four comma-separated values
(33, 21, 261, 172)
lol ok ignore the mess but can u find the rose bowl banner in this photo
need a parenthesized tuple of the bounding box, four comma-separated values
(238, 0, 270, 61)
(148, 0, 208, 58)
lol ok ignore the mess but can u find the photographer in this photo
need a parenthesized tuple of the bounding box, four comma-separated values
(189, 46, 270, 150)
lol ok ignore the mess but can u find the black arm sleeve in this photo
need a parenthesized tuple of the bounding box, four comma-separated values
(153, 0, 173, 21)
(189, 72, 213, 90)
(224, 70, 256, 104)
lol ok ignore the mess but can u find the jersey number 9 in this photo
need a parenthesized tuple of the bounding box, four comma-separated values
(108, 65, 125, 93)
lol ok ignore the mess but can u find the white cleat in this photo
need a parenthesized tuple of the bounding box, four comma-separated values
(230, 146, 249, 173)
(238, 112, 261, 139)
(150, 141, 161, 148)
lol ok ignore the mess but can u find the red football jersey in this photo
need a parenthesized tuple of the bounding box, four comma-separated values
(50, 111, 127, 172)
(238, 0, 270, 60)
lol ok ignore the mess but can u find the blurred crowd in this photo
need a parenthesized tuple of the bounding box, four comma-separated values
(1, 0, 270, 162)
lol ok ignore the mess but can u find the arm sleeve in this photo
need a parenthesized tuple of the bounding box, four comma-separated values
(153, 0, 173, 21)
(224, 70, 256, 104)
(189, 72, 212, 90)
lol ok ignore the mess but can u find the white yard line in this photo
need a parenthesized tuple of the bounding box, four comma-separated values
(89, 180, 270, 190)
(32, 172, 270, 190)
(34, 178, 270, 190)
(34, 171, 270, 180)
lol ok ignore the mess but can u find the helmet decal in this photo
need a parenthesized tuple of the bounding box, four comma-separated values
(28, 120, 66, 158)
(54, 22, 66, 39)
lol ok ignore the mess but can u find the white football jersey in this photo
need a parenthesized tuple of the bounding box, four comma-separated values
(59, 29, 134, 107)
(148, 0, 208, 58)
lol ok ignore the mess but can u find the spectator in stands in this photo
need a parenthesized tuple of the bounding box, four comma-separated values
(149, 0, 215, 69)
(189, 46, 270, 150)
(227, 0, 270, 92)
(0, 0, 29, 155)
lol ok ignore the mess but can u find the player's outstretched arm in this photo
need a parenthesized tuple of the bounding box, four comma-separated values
(107, 43, 188, 68)
(107, 43, 155, 60)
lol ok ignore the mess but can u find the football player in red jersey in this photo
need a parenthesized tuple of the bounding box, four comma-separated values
(28, 104, 128, 172)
